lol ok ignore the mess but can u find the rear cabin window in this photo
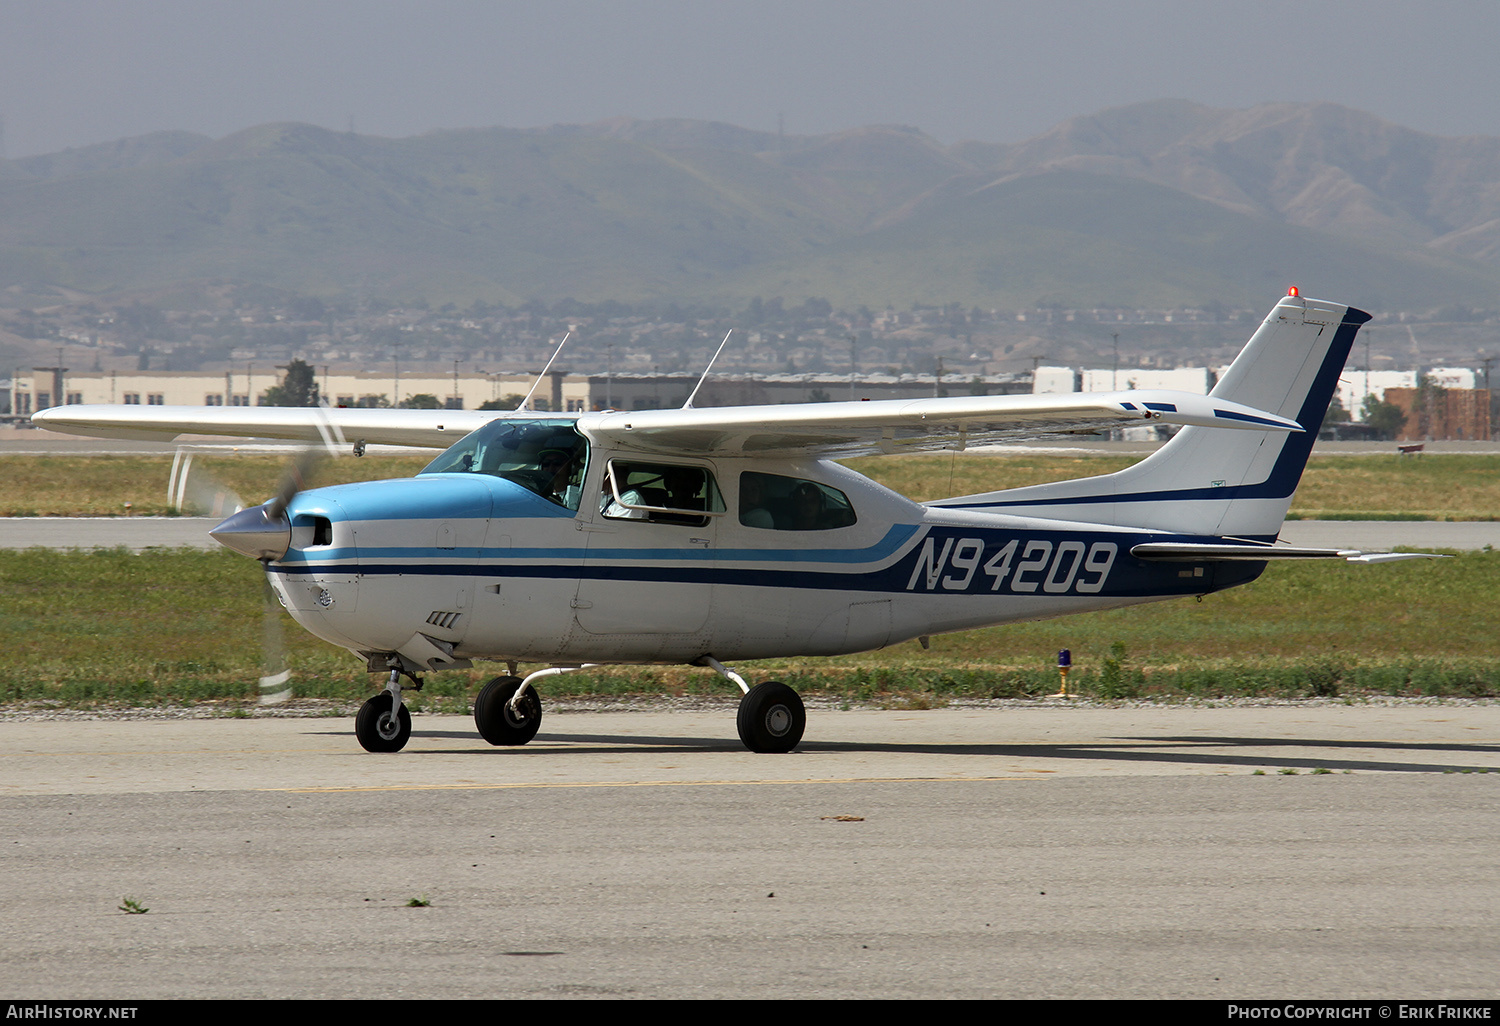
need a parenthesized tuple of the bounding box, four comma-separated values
(738, 472, 857, 531)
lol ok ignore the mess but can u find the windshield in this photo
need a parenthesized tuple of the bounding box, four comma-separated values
(419, 417, 588, 510)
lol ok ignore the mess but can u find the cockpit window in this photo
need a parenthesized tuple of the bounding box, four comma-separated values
(419, 418, 588, 510)
(738, 471, 856, 531)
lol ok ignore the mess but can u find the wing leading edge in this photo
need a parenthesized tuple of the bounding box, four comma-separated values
(31, 404, 500, 448)
(34, 389, 1297, 458)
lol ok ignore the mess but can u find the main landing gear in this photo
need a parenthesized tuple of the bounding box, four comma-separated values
(473, 675, 542, 746)
(465, 659, 806, 754)
(736, 680, 806, 753)
(702, 657, 806, 753)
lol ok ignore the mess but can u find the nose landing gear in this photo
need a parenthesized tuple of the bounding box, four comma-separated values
(355, 668, 418, 753)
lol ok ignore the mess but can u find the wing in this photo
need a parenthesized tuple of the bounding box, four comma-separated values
(31, 404, 500, 449)
(575, 390, 1302, 459)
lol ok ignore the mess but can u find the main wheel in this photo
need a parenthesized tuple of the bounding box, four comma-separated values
(355, 692, 411, 753)
(474, 675, 542, 746)
(736, 681, 805, 753)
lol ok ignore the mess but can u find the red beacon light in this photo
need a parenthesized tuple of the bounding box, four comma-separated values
(1288, 285, 1300, 297)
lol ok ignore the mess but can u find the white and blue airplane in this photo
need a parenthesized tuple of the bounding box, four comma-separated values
(35, 291, 1427, 754)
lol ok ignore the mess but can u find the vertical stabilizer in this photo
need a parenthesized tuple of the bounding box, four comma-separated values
(940, 295, 1370, 539)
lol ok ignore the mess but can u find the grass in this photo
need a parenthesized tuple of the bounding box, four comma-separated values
(1, 547, 1496, 709)
(4, 450, 1499, 519)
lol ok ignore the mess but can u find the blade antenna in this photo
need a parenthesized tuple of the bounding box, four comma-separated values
(516, 332, 571, 412)
(683, 330, 734, 410)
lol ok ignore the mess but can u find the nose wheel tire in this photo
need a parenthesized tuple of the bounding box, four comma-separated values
(474, 675, 543, 746)
(355, 692, 412, 753)
(737, 681, 805, 753)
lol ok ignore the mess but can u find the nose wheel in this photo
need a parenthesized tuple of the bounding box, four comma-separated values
(736, 680, 805, 753)
(355, 691, 412, 753)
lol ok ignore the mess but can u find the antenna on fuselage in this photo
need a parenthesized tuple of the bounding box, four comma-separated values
(516, 331, 571, 413)
(682, 330, 734, 410)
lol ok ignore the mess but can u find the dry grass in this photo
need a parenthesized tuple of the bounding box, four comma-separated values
(0, 454, 431, 517)
(4, 450, 1499, 518)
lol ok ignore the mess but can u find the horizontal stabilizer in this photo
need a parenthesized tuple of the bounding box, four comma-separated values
(1131, 542, 1444, 563)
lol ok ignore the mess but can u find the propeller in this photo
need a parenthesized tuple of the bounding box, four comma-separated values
(194, 402, 344, 706)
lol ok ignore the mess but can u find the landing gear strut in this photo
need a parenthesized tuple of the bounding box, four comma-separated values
(700, 657, 805, 753)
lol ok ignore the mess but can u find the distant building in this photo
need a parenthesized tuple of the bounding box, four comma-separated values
(1334, 371, 1417, 421)
(1031, 367, 1078, 395)
(1079, 367, 1215, 394)
(1383, 387, 1492, 441)
(5, 369, 592, 417)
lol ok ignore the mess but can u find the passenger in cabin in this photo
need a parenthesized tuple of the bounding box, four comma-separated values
(602, 476, 648, 519)
(739, 473, 774, 529)
(663, 466, 704, 511)
(786, 481, 825, 531)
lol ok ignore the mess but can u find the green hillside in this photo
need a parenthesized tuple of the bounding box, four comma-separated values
(4, 108, 1500, 310)
(719, 170, 1500, 310)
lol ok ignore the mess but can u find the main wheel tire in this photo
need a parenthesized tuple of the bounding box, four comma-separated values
(736, 680, 805, 753)
(355, 692, 412, 753)
(474, 675, 542, 746)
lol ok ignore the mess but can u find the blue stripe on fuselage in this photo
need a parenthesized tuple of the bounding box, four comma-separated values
(272, 524, 1264, 599)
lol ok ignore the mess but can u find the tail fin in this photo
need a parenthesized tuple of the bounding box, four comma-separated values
(942, 294, 1370, 540)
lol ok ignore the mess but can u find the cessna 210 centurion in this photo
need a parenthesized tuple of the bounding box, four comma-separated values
(35, 291, 1427, 754)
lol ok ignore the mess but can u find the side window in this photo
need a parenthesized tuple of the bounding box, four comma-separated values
(602, 461, 724, 527)
(739, 472, 857, 531)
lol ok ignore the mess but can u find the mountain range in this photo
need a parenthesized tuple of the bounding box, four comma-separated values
(3, 99, 1499, 312)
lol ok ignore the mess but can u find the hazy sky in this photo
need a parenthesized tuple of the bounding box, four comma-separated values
(2, 0, 1498, 159)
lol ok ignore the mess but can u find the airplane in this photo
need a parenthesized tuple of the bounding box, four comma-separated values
(34, 290, 1434, 754)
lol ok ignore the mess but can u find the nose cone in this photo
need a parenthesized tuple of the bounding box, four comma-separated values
(210, 503, 292, 561)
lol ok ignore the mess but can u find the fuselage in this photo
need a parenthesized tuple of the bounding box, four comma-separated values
(264, 418, 1264, 670)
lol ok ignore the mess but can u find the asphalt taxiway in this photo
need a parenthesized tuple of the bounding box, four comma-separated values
(3, 704, 1497, 999)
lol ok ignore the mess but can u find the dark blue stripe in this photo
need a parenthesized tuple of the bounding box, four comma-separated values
(271, 526, 1268, 598)
(1213, 408, 1291, 427)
